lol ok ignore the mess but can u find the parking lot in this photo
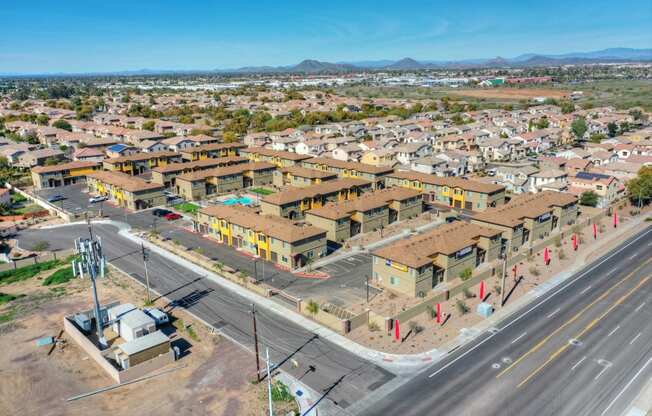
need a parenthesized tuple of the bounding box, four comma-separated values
(31, 184, 377, 307)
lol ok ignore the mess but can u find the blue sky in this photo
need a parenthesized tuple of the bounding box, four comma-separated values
(1, 0, 651, 74)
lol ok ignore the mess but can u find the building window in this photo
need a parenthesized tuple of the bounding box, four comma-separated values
(390, 276, 400, 286)
(282, 256, 288, 263)
(307, 250, 314, 258)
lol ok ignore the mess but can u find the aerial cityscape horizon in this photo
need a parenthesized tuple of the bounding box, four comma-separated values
(0, 2, 651, 416)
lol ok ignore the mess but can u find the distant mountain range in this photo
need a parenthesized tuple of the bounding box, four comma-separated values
(2, 48, 651, 77)
(217, 48, 652, 74)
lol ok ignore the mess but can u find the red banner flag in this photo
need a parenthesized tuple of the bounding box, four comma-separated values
(395, 319, 400, 341)
(593, 223, 597, 239)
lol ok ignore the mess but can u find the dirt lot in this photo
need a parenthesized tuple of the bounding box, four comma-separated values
(0, 262, 298, 416)
(448, 87, 570, 101)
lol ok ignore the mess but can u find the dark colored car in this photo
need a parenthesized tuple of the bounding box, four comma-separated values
(163, 213, 182, 221)
(47, 194, 66, 203)
(152, 208, 172, 217)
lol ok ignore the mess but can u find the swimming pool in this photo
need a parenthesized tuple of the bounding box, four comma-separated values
(222, 196, 254, 206)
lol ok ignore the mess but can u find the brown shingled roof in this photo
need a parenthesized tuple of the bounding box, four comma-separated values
(279, 165, 339, 179)
(307, 187, 421, 220)
(104, 151, 178, 164)
(303, 157, 395, 175)
(32, 161, 100, 174)
(243, 147, 313, 161)
(87, 171, 164, 193)
(472, 191, 577, 227)
(372, 222, 501, 268)
(199, 205, 326, 244)
(176, 162, 275, 182)
(151, 156, 247, 174)
(388, 170, 505, 194)
(262, 178, 370, 206)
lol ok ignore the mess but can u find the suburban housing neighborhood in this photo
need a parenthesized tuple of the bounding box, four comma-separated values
(1, 4, 652, 414)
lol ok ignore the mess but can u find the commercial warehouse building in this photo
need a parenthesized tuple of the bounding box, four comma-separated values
(372, 221, 503, 297)
(385, 170, 506, 211)
(196, 204, 327, 269)
(305, 187, 422, 243)
(87, 171, 166, 211)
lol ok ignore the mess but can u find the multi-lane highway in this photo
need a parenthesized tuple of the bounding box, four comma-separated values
(358, 225, 652, 416)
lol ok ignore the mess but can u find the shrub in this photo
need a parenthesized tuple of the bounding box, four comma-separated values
(459, 268, 472, 281)
(42, 267, 74, 286)
(553, 235, 562, 248)
(456, 300, 469, 315)
(368, 321, 380, 332)
(306, 300, 319, 316)
(494, 285, 502, 295)
(558, 249, 566, 260)
(529, 266, 540, 276)
(409, 321, 424, 334)
(271, 381, 294, 403)
(463, 287, 474, 299)
(426, 304, 437, 319)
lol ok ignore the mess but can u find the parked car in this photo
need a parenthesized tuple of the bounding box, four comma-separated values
(47, 194, 66, 203)
(163, 212, 182, 221)
(89, 195, 108, 203)
(152, 208, 172, 217)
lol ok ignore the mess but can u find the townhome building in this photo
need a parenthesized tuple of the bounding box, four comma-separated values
(180, 142, 246, 161)
(385, 170, 506, 211)
(31, 161, 102, 190)
(471, 191, 579, 252)
(567, 172, 619, 208)
(301, 157, 394, 189)
(87, 171, 166, 211)
(305, 187, 422, 243)
(175, 162, 275, 201)
(239, 147, 312, 168)
(102, 151, 182, 175)
(371, 221, 503, 297)
(272, 165, 338, 188)
(196, 205, 327, 270)
(151, 156, 248, 188)
(260, 178, 372, 220)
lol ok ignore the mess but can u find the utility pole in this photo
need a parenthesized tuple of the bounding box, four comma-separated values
(252, 303, 261, 382)
(365, 274, 370, 303)
(500, 255, 507, 307)
(266, 347, 273, 416)
(141, 242, 151, 303)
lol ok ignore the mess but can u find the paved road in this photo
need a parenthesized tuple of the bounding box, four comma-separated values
(357, 225, 652, 416)
(17, 224, 394, 411)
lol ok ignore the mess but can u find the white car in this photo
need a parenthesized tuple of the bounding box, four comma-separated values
(89, 195, 108, 204)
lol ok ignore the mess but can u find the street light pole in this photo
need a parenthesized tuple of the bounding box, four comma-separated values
(500, 255, 507, 307)
(252, 303, 261, 382)
(266, 347, 273, 416)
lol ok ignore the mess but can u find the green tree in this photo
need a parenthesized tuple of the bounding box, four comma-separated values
(536, 117, 550, 129)
(560, 101, 575, 114)
(579, 191, 599, 207)
(607, 122, 618, 138)
(44, 157, 60, 166)
(589, 133, 606, 143)
(571, 117, 587, 140)
(626, 166, 652, 207)
(52, 119, 72, 132)
(36, 114, 49, 125)
(142, 120, 156, 131)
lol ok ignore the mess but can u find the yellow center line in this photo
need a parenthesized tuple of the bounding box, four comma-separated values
(517, 274, 651, 388)
(496, 258, 652, 379)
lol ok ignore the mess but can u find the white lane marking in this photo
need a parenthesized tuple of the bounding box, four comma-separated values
(547, 308, 561, 318)
(607, 326, 620, 337)
(571, 356, 587, 371)
(628, 254, 637, 260)
(630, 332, 642, 345)
(427, 228, 652, 379)
(595, 366, 609, 380)
(635, 302, 646, 312)
(600, 358, 652, 416)
(511, 332, 527, 344)
(609, 268, 618, 275)
(580, 285, 592, 295)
